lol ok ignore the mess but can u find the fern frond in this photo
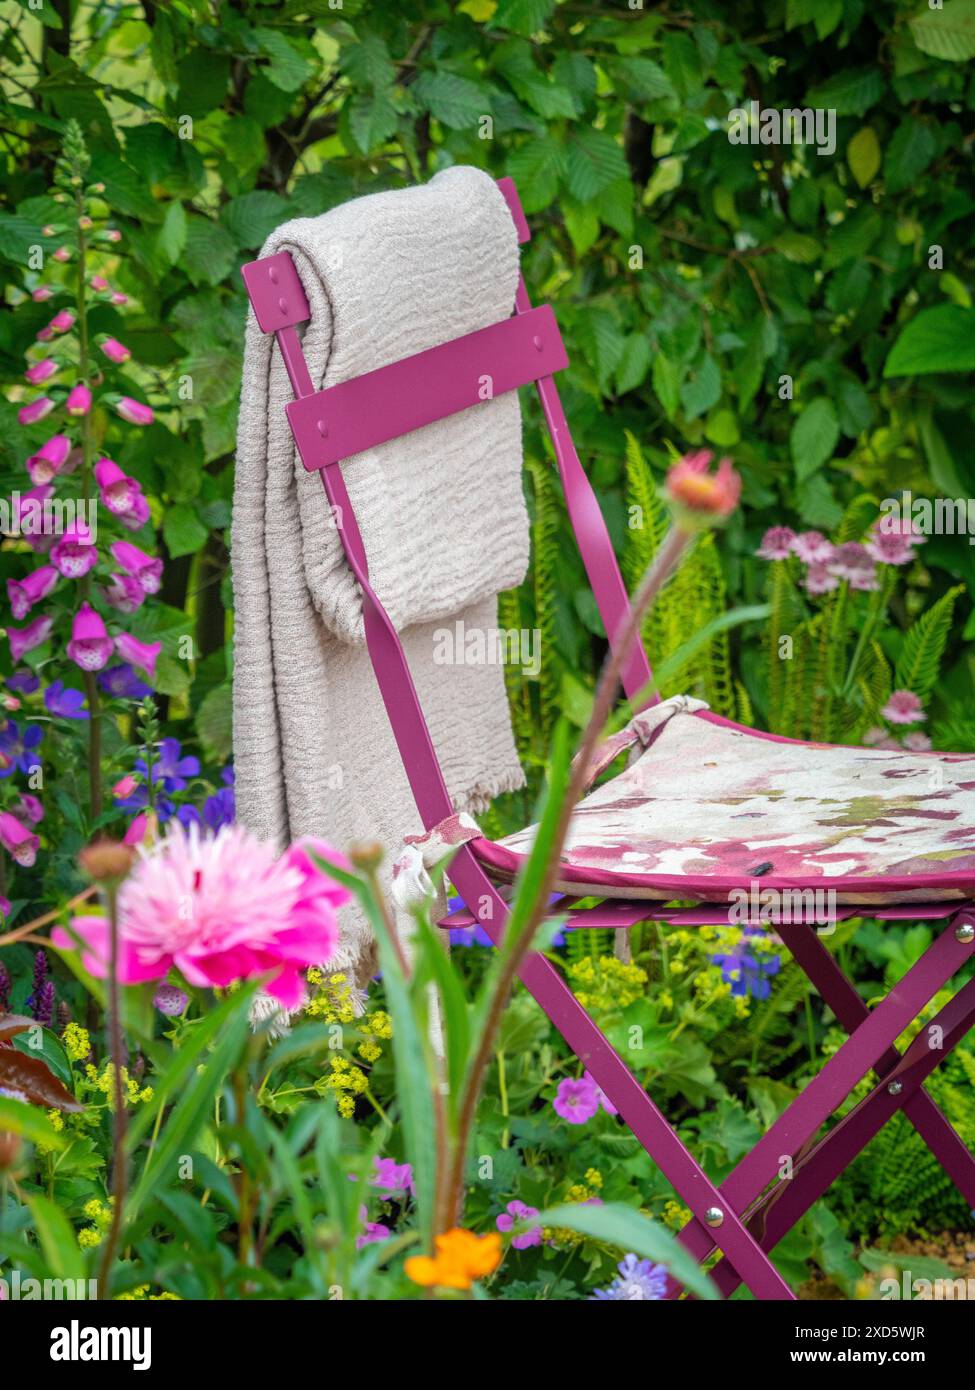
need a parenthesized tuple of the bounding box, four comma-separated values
(894, 584, 964, 702)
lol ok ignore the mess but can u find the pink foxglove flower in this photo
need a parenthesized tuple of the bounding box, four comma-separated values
(51, 522, 98, 580)
(48, 309, 75, 334)
(0, 811, 38, 868)
(102, 573, 146, 613)
(881, 690, 925, 725)
(113, 631, 161, 679)
(104, 228, 122, 243)
(5, 614, 53, 662)
(115, 396, 153, 426)
(90, 275, 110, 292)
(66, 602, 114, 672)
(66, 384, 92, 416)
(666, 449, 741, 521)
(116, 491, 151, 530)
(7, 566, 57, 620)
(124, 813, 149, 846)
(53, 823, 351, 1008)
(25, 433, 71, 485)
(110, 293, 128, 306)
(113, 774, 138, 799)
(99, 337, 131, 364)
(52, 246, 71, 262)
(756, 526, 795, 560)
(14, 795, 44, 826)
(111, 541, 163, 595)
(17, 397, 55, 426)
(25, 359, 58, 386)
(94, 457, 142, 517)
(792, 531, 834, 565)
(36, 326, 54, 342)
(32, 285, 54, 301)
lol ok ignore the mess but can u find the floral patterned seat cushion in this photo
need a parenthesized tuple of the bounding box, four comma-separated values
(474, 712, 975, 905)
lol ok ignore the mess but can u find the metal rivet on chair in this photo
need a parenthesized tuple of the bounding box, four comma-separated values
(268, 266, 279, 284)
(317, 420, 328, 438)
(887, 1080, 903, 1096)
(533, 335, 543, 351)
(704, 1206, 724, 1227)
(956, 922, 975, 944)
(278, 297, 287, 314)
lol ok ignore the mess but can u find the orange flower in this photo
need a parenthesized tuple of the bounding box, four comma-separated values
(405, 1228, 502, 1291)
(666, 449, 741, 522)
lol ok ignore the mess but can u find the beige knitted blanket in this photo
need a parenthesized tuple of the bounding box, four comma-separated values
(231, 167, 529, 979)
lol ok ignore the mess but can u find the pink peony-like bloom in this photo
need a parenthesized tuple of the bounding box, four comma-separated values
(18, 397, 55, 426)
(552, 1076, 600, 1125)
(792, 531, 834, 564)
(756, 526, 796, 560)
(803, 563, 839, 595)
(48, 309, 75, 334)
(26, 433, 72, 485)
(66, 383, 92, 416)
(51, 522, 98, 580)
(113, 631, 161, 679)
(94, 457, 142, 517)
(903, 731, 933, 752)
(0, 811, 38, 867)
(52, 823, 351, 1008)
(66, 602, 114, 672)
(25, 359, 58, 387)
(881, 690, 925, 725)
(496, 1200, 543, 1250)
(111, 541, 163, 595)
(115, 396, 153, 426)
(5, 614, 53, 662)
(866, 530, 915, 566)
(666, 449, 741, 521)
(102, 573, 146, 613)
(99, 337, 131, 364)
(32, 285, 54, 301)
(7, 565, 57, 620)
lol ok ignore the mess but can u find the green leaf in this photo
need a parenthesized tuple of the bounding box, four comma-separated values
(492, 0, 557, 34)
(26, 1194, 86, 1283)
(413, 71, 487, 130)
(806, 66, 884, 117)
(163, 502, 209, 558)
(536, 1203, 720, 1299)
(156, 201, 187, 266)
(0, 1096, 67, 1149)
(565, 127, 629, 202)
(254, 29, 314, 93)
(884, 117, 937, 194)
(652, 351, 681, 421)
(791, 397, 840, 482)
(342, 32, 396, 89)
(196, 681, 233, 762)
(679, 353, 721, 420)
(181, 217, 237, 287)
(346, 91, 399, 154)
(847, 127, 881, 188)
(884, 305, 975, 376)
(615, 334, 651, 395)
(220, 190, 290, 250)
(506, 137, 566, 213)
(909, 0, 975, 61)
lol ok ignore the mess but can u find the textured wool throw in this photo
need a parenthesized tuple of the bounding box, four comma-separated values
(232, 166, 529, 980)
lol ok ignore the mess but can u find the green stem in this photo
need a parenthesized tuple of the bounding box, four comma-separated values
(96, 882, 125, 1300)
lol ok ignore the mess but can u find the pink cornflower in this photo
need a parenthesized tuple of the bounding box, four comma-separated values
(756, 526, 795, 560)
(866, 530, 915, 566)
(18, 397, 55, 426)
(496, 1200, 543, 1250)
(5, 614, 53, 662)
(792, 531, 833, 564)
(115, 396, 153, 426)
(0, 811, 38, 867)
(26, 433, 72, 485)
(66, 384, 92, 416)
(111, 541, 163, 595)
(52, 823, 351, 1008)
(803, 563, 838, 595)
(113, 631, 161, 679)
(99, 338, 131, 364)
(7, 566, 57, 620)
(25, 359, 57, 387)
(881, 690, 925, 725)
(66, 602, 114, 671)
(666, 449, 740, 521)
(51, 523, 98, 580)
(553, 1076, 600, 1125)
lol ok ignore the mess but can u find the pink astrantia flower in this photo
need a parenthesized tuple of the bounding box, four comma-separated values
(26, 433, 72, 485)
(496, 1200, 543, 1250)
(111, 541, 163, 595)
(553, 1076, 600, 1125)
(666, 449, 741, 520)
(18, 397, 55, 426)
(792, 531, 834, 564)
(866, 530, 915, 566)
(66, 384, 92, 416)
(881, 690, 925, 725)
(755, 526, 796, 560)
(99, 337, 131, 364)
(66, 602, 114, 672)
(828, 541, 878, 590)
(48, 309, 75, 334)
(51, 523, 98, 580)
(52, 823, 351, 1008)
(25, 359, 58, 387)
(803, 563, 839, 596)
(903, 731, 933, 752)
(115, 396, 153, 426)
(5, 614, 53, 662)
(0, 811, 39, 867)
(7, 566, 57, 620)
(877, 513, 927, 546)
(113, 631, 161, 679)
(102, 573, 146, 613)
(94, 457, 142, 517)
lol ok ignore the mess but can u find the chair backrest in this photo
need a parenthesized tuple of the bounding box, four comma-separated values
(241, 176, 656, 834)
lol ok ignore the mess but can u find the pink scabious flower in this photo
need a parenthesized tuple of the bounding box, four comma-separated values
(66, 602, 114, 672)
(51, 522, 98, 580)
(0, 811, 38, 867)
(828, 541, 878, 591)
(666, 449, 741, 521)
(903, 731, 933, 752)
(113, 631, 161, 679)
(24, 359, 58, 387)
(17, 397, 55, 426)
(803, 563, 839, 595)
(5, 614, 53, 662)
(111, 541, 163, 595)
(881, 690, 925, 725)
(99, 337, 131, 364)
(94, 457, 142, 517)
(7, 565, 57, 620)
(756, 526, 796, 560)
(792, 531, 833, 564)
(552, 1076, 600, 1125)
(102, 573, 146, 613)
(25, 433, 72, 485)
(115, 396, 153, 426)
(496, 1200, 543, 1250)
(865, 530, 915, 566)
(47, 309, 75, 334)
(32, 285, 54, 301)
(66, 383, 92, 416)
(52, 823, 351, 1008)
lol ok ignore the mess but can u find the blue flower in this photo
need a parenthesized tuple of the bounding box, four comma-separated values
(0, 721, 43, 776)
(710, 928, 782, 1001)
(150, 737, 200, 793)
(7, 669, 40, 695)
(203, 785, 235, 830)
(43, 681, 89, 720)
(97, 663, 151, 701)
(591, 1254, 668, 1300)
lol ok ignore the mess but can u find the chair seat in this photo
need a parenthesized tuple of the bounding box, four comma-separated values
(472, 711, 975, 906)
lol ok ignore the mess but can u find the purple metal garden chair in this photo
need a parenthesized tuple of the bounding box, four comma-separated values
(242, 176, 975, 1301)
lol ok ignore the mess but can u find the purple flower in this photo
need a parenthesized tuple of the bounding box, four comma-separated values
(0, 721, 43, 776)
(150, 737, 200, 793)
(591, 1254, 668, 1300)
(27, 950, 54, 1025)
(0, 962, 10, 1013)
(7, 670, 40, 695)
(496, 1200, 542, 1249)
(584, 1070, 618, 1116)
(553, 1076, 600, 1125)
(43, 681, 89, 720)
(881, 689, 925, 725)
(203, 785, 235, 831)
(711, 928, 782, 1000)
(355, 1204, 391, 1250)
(371, 1156, 414, 1197)
(97, 663, 152, 701)
(153, 984, 188, 1017)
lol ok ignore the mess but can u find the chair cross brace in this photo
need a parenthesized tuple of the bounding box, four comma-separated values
(241, 175, 975, 1300)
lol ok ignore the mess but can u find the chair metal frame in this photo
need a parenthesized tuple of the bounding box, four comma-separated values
(241, 176, 975, 1300)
